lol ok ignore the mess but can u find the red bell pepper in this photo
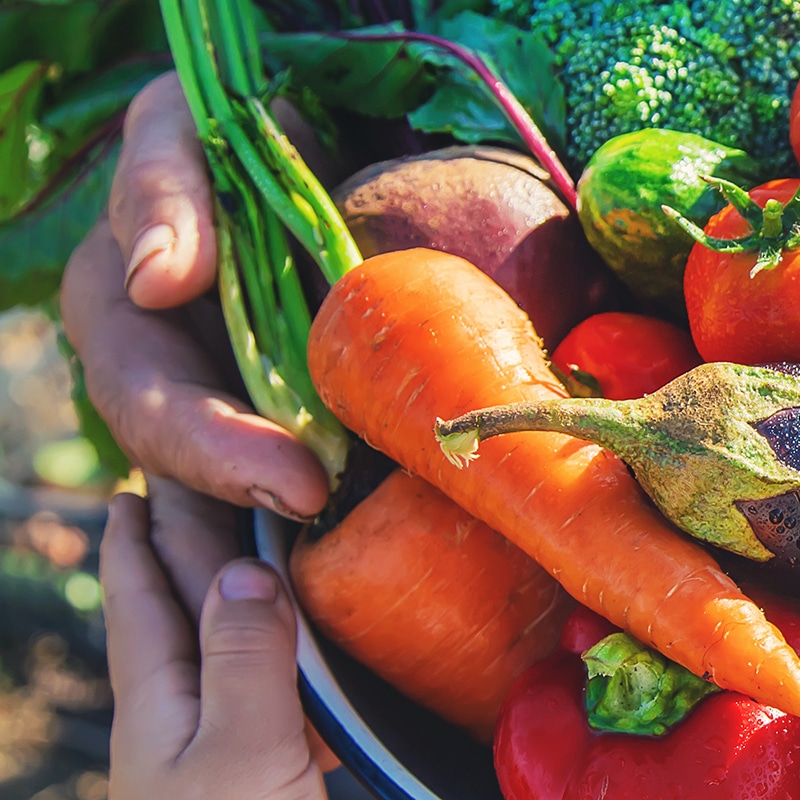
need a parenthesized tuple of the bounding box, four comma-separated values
(494, 591, 800, 800)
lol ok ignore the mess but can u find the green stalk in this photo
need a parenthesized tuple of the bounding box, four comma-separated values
(246, 97, 362, 284)
(159, 0, 212, 140)
(217, 206, 348, 482)
(159, 0, 363, 486)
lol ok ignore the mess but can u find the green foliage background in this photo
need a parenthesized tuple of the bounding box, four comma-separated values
(0, 0, 171, 476)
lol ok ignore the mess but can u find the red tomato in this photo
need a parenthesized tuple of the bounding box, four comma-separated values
(790, 79, 800, 166)
(550, 312, 702, 400)
(683, 179, 800, 364)
(494, 592, 800, 800)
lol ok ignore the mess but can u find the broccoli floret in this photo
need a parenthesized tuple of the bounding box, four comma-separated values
(490, 0, 800, 175)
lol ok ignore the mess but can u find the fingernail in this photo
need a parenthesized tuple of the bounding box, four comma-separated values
(219, 562, 278, 602)
(125, 224, 177, 288)
(249, 487, 315, 523)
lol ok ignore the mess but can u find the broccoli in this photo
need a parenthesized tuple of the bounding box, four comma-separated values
(490, 0, 800, 175)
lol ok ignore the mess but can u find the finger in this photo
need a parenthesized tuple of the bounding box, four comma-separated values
(61, 218, 331, 518)
(146, 474, 241, 622)
(109, 71, 216, 309)
(148, 474, 342, 772)
(100, 493, 200, 757)
(192, 560, 325, 797)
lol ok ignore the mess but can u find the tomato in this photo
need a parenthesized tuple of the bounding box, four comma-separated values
(494, 594, 800, 800)
(550, 312, 702, 400)
(683, 178, 800, 364)
(790, 79, 800, 166)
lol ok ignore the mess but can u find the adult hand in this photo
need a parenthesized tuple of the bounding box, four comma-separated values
(60, 72, 333, 521)
(101, 487, 333, 800)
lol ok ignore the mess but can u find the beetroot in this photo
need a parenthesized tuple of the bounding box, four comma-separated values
(333, 145, 619, 348)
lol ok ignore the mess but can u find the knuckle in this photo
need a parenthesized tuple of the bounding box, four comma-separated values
(203, 617, 292, 663)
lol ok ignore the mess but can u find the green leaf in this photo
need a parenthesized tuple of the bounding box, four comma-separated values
(0, 137, 120, 311)
(42, 59, 169, 165)
(0, 60, 49, 219)
(0, 2, 102, 76)
(410, 11, 566, 152)
(261, 25, 436, 118)
(0, 0, 166, 77)
(583, 632, 719, 736)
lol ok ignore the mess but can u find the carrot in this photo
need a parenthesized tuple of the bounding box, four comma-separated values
(307, 246, 800, 716)
(290, 468, 574, 742)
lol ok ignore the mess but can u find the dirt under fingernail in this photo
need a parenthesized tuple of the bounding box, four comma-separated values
(249, 487, 315, 522)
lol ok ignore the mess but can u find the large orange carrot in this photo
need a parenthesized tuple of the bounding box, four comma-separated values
(290, 469, 574, 742)
(307, 246, 800, 716)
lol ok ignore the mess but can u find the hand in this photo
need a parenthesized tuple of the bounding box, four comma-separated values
(61, 72, 343, 773)
(101, 487, 333, 800)
(61, 215, 329, 520)
(60, 72, 332, 521)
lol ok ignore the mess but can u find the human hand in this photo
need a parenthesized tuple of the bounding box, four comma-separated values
(60, 72, 331, 521)
(101, 488, 332, 800)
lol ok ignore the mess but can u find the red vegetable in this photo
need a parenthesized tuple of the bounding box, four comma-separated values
(494, 592, 800, 800)
(333, 146, 615, 349)
(558, 603, 618, 656)
(550, 312, 702, 400)
(682, 178, 800, 364)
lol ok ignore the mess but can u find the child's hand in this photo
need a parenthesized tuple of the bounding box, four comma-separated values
(101, 490, 330, 800)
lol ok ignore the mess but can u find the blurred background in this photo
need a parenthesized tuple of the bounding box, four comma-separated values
(0, 306, 112, 800)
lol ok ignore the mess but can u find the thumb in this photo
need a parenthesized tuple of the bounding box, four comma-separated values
(109, 71, 217, 309)
(196, 560, 326, 795)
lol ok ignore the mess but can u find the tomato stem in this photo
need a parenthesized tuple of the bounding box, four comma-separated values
(762, 199, 785, 239)
(663, 175, 800, 279)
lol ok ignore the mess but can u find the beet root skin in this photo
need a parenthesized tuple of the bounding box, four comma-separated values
(333, 145, 620, 348)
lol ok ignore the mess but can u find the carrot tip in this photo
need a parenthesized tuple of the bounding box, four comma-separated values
(434, 417, 481, 469)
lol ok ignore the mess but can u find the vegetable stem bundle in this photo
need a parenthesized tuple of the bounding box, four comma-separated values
(159, 0, 361, 484)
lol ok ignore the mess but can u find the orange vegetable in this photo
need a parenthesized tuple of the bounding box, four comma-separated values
(307, 246, 800, 716)
(290, 469, 573, 742)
